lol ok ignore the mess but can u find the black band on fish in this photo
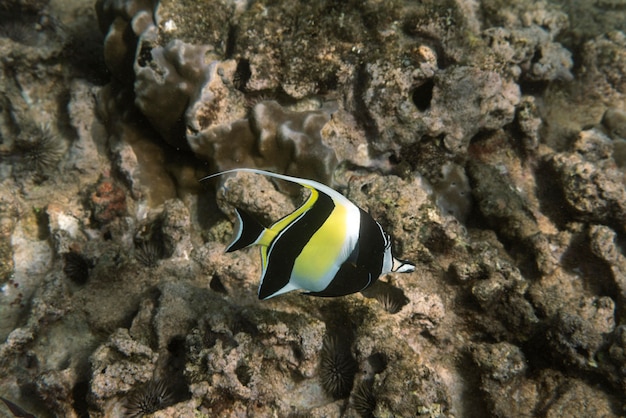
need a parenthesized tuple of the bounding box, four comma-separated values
(259, 191, 335, 299)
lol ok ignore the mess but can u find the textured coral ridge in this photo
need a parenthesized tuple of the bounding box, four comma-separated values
(1, 0, 626, 417)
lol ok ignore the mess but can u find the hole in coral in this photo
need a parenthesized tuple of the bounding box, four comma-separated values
(530, 47, 542, 64)
(235, 364, 252, 386)
(375, 286, 409, 314)
(366, 352, 387, 374)
(224, 24, 237, 58)
(137, 42, 153, 67)
(33, 207, 50, 240)
(412, 79, 434, 111)
(518, 79, 549, 95)
(232, 312, 259, 337)
(134, 239, 162, 268)
(423, 222, 456, 254)
(71, 380, 90, 418)
(318, 72, 338, 93)
(167, 335, 186, 355)
(292, 344, 304, 361)
(210, 275, 227, 294)
(363, 281, 409, 314)
(63, 251, 93, 285)
(233, 59, 251, 91)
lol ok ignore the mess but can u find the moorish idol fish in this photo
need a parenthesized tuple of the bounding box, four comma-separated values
(202, 168, 415, 299)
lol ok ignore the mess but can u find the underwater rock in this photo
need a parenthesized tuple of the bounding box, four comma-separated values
(95, 0, 158, 84)
(35, 369, 78, 418)
(548, 148, 626, 233)
(153, 281, 215, 352)
(89, 328, 158, 411)
(467, 158, 538, 246)
(67, 80, 109, 177)
(97, 0, 340, 183)
(538, 376, 618, 418)
(89, 176, 128, 225)
(543, 297, 614, 370)
(184, 301, 326, 416)
(602, 107, 626, 141)
(352, 304, 452, 417)
(607, 325, 626, 393)
(467, 160, 557, 274)
(481, 24, 572, 82)
(423, 67, 520, 154)
(470, 340, 529, 414)
(188, 100, 338, 185)
(471, 342, 526, 383)
(152, 198, 191, 261)
(478, 367, 619, 418)
(579, 31, 626, 106)
(95, 0, 525, 172)
(345, 172, 433, 261)
(469, 252, 539, 341)
(431, 162, 472, 222)
(96, 84, 178, 207)
(0, 0, 50, 12)
(515, 95, 542, 152)
(0, 184, 18, 287)
(4, 0, 626, 417)
(365, 63, 521, 156)
(589, 225, 626, 304)
(134, 42, 244, 148)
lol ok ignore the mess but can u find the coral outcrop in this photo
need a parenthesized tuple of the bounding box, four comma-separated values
(1, 0, 626, 417)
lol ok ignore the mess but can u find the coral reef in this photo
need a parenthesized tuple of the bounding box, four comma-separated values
(1, 0, 626, 417)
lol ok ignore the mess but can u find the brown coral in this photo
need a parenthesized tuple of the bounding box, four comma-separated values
(90, 177, 127, 224)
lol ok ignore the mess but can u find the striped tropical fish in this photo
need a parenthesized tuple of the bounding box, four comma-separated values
(203, 169, 414, 299)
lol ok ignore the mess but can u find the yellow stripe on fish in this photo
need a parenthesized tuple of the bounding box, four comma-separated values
(202, 168, 415, 299)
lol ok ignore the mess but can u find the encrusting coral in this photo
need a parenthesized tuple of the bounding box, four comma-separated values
(2, 0, 626, 417)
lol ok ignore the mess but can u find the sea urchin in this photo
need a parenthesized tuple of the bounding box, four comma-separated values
(319, 335, 357, 399)
(134, 239, 163, 268)
(63, 251, 93, 284)
(352, 380, 376, 418)
(374, 286, 408, 314)
(124, 379, 172, 418)
(17, 124, 65, 174)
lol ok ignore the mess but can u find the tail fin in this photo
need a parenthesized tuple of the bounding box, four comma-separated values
(226, 208, 266, 252)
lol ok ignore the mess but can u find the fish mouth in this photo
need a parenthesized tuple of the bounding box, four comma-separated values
(392, 258, 415, 273)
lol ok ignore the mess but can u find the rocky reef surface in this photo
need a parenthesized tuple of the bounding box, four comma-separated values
(0, 0, 625, 417)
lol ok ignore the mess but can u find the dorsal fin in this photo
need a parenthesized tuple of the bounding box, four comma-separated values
(201, 168, 347, 204)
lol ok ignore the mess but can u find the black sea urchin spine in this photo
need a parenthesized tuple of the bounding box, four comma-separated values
(374, 286, 408, 314)
(319, 335, 357, 399)
(63, 251, 92, 284)
(18, 124, 66, 173)
(375, 291, 403, 314)
(352, 380, 376, 418)
(134, 239, 163, 268)
(124, 379, 172, 418)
